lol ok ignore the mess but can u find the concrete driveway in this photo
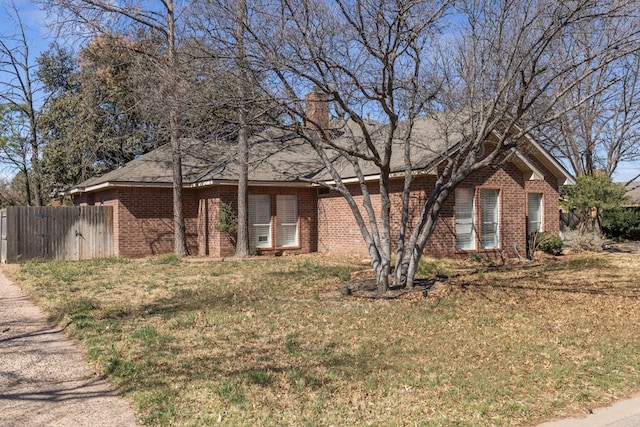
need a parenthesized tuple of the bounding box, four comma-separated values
(0, 271, 138, 427)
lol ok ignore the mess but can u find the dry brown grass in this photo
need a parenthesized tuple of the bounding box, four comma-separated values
(4, 253, 640, 426)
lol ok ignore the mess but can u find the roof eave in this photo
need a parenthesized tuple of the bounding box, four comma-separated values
(521, 132, 576, 185)
(66, 180, 175, 195)
(193, 179, 313, 188)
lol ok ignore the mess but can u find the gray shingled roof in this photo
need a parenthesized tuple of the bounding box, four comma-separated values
(67, 115, 573, 194)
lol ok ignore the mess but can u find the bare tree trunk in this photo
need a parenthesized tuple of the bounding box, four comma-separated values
(171, 110, 187, 255)
(28, 112, 41, 206)
(234, 0, 250, 258)
(167, 0, 187, 256)
(24, 56, 41, 205)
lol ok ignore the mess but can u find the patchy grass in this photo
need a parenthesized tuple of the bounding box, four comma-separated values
(4, 253, 640, 426)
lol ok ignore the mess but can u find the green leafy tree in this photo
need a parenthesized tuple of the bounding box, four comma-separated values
(37, 45, 90, 193)
(38, 37, 168, 192)
(561, 175, 629, 234)
(0, 103, 32, 201)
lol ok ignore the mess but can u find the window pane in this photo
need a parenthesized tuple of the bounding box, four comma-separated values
(249, 195, 271, 248)
(456, 188, 475, 250)
(277, 195, 298, 247)
(481, 189, 499, 248)
(527, 193, 542, 234)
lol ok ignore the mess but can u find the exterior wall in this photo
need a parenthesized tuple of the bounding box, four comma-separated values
(317, 160, 561, 259)
(76, 184, 318, 259)
(73, 155, 561, 260)
(196, 186, 318, 257)
(75, 187, 199, 257)
(524, 165, 560, 236)
(196, 186, 237, 257)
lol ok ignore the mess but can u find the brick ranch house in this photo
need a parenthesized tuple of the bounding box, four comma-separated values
(68, 98, 575, 260)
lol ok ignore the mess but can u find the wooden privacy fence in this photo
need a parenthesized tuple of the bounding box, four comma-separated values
(0, 206, 114, 263)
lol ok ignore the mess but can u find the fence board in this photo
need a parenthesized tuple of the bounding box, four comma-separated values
(0, 206, 114, 263)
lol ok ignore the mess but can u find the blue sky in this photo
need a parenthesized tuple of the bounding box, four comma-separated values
(0, 1, 51, 51)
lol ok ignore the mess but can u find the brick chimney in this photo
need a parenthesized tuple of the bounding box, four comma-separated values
(304, 91, 329, 131)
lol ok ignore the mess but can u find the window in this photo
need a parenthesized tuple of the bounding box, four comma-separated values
(527, 193, 543, 234)
(249, 195, 271, 248)
(456, 188, 476, 250)
(277, 195, 298, 247)
(480, 189, 500, 249)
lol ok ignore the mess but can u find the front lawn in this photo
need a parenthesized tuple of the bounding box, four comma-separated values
(5, 253, 640, 426)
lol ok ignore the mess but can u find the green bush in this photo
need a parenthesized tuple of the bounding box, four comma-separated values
(533, 231, 563, 255)
(602, 209, 640, 241)
(215, 202, 238, 234)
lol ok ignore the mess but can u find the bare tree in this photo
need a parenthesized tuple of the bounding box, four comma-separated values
(233, 0, 251, 258)
(243, 0, 640, 290)
(0, 3, 44, 206)
(43, 0, 191, 255)
(541, 16, 640, 183)
(190, 0, 277, 257)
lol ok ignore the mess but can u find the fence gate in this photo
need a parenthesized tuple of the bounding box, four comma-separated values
(0, 206, 114, 263)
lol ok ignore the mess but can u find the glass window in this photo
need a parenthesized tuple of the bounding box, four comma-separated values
(480, 189, 500, 249)
(456, 188, 476, 250)
(277, 195, 298, 247)
(528, 193, 543, 234)
(249, 195, 271, 248)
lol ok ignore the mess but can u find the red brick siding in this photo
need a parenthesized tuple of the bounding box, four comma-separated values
(317, 160, 561, 259)
(76, 187, 199, 257)
(76, 185, 317, 258)
(73, 153, 561, 260)
(196, 186, 237, 257)
(524, 164, 560, 235)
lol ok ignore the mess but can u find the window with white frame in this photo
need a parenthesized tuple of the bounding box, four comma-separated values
(249, 195, 271, 248)
(456, 188, 476, 250)
(480, 189, 500, 249)
(277, 195, 298, 247)
(527, 193, 543, 234)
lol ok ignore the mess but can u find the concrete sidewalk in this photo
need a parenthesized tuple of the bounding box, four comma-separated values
(0, 271, 138, 427)
(537, 393, 640, 427)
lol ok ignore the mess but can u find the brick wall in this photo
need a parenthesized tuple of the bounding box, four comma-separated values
(77, 186, 199, 257)
(73, 153, 561, 261)
(524, 164, 560, 235)
(76, 184, 318, 258)
(317, 159, 561, 260)
(196, 186, 237, 257)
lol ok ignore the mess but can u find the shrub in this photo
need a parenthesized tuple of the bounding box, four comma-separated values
(150, 253, 182, 265)
(602, 209, 640, 241)
(466, 253, 485, 263)
(215, 202, 238, 234)
(565, 230, 604, 253)
(531, 231, 563, 255)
